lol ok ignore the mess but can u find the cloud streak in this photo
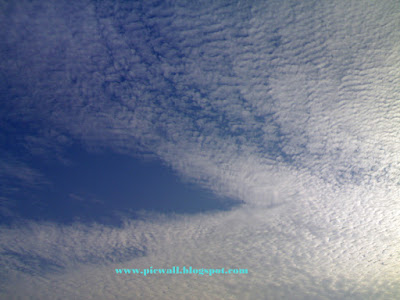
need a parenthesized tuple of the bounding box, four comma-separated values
(1, 0, 399, 298)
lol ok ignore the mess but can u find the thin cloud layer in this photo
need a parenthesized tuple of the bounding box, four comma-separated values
(1, 0, 399, 299)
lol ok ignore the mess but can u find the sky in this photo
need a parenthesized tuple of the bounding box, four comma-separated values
(0, 0, 399, 299)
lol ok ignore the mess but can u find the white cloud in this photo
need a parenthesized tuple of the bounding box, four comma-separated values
(1, 0, 399, 298)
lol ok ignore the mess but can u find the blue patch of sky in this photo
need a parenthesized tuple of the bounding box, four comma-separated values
(1, 250, 63, 275)
(0, 120, 241, 227)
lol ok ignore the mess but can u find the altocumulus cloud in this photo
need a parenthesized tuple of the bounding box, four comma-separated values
(1, 0, 400, 299)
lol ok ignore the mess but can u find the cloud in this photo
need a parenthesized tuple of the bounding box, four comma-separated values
(0, 0, 399, 299)
(1, 196, 399, 299)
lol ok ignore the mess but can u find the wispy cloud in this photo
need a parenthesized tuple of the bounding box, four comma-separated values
(1, 0, 399, 298)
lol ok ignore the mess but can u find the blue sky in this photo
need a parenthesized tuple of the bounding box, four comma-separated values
(1, 0, 400, 299)
(1, 136, 239, 226)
